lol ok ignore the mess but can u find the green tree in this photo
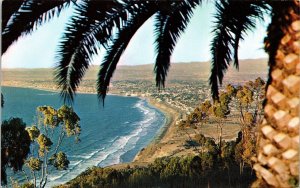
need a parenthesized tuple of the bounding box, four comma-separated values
(2, 105, 81, 188)
(212, 81, 256, 172)
(247, 77, 266, 123)
(200, 100, 212, 113)
(210, 91, 231, 151)
(50, 151, 70, 170)
(179, 100, 213, 154)
(1, 118, 31, 185)
(236, 85, 254, 127)
(22, 105, 81, 188)
(198, 100, 211, 124)
(225, 84, 237, 97)
(228, 79, 265, 169)
(20, 182, 35, 188)
(26, 126, 40, 141)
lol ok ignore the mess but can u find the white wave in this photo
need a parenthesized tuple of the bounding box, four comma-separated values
(70, 149, 102, 159)
(47, 99, 162, 187)
(133, 100, 144, 109)
(98, 100, 158, 166)
(48, 173, 67, 181)
(109, 136, 119, 142)
(96, 134, 133, 166)
(69, 160, 83, 167)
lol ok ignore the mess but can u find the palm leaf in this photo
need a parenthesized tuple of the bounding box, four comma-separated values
(55, 1, 154, 102)
(210, 0, 267, 100)
(97, 2, 157, 104)
(2, 0, 23, 32)
(2, 0, 71, 54)
(154, 0, 201, 89)
(55, 0, 155, 102)
(54, 0, 122, 103)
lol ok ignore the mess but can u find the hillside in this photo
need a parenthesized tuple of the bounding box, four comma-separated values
(2, 58, 268, 85)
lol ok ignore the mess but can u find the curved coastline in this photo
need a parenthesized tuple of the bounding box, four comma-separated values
(132, 99, 181, 163)
(2, 84, 179, 166)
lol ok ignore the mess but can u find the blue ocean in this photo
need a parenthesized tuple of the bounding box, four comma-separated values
(1, 87, 165, 187)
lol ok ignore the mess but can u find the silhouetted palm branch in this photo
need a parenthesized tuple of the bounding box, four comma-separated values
(54, 0, 123, 103)
(210, 0, 268, 100)
(154, 0, 201, 89)
(2, 0, 71, 54)
(55, 1, 155, 102)
(2, 0, 23, 32)
(97, 2, 157, 104)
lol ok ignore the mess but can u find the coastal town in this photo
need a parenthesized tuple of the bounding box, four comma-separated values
(2, 78, 210, 115)
(2, 59, 268, 117)
(113, 80, 211, 112)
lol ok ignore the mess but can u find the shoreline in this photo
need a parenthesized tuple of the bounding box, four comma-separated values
(1, 84, 180, 165)
(132, 98, 180, 162)
(1, 84, 145, 98)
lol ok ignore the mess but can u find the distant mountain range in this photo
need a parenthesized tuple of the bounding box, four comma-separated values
(2, 58, 268, 84)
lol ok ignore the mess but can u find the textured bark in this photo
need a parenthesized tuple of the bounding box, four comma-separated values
(253, 1, 300, 187)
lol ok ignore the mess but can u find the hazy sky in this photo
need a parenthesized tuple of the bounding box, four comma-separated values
(2, 2, 270, 68)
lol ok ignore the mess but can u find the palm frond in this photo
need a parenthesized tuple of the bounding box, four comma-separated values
(154, 0, 201, 89)
(2, 0, 24, 32)
(97, 2, 157, 104)
(2, 0, 71, 54)
(55, 0, 131, 103)
(55, 0, 156, 102)
(210, 0, 268, 100)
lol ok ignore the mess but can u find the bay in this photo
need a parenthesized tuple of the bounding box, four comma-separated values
(1, 86, 165, 187)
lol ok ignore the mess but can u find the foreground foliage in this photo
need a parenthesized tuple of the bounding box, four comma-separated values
(179, 78, 265, 168)
(57, 135, 255, 188)
(1, 118, 31, 185)
(1, 105, 80, 188)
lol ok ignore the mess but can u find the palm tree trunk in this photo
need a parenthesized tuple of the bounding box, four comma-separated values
(253, 1, 299, 187)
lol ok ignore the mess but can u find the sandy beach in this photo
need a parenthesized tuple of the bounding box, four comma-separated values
(133, 98, 181, 163)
